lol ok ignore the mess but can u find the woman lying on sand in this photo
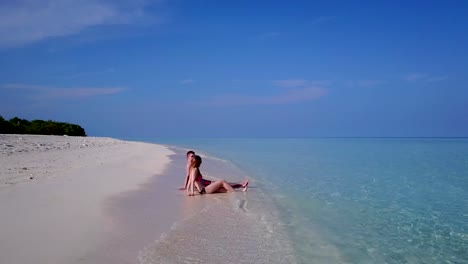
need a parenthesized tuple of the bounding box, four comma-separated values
(181, 151, 248, 191)
(187, 155, 248, 196)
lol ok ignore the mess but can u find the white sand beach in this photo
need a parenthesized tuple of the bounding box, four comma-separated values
(0, 134, 298, 264)
(0, 134, 179, 264)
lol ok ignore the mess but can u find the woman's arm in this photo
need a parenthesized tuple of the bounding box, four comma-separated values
(187, 168, 203, 196)
(182, 166, 190, 190)
(187, 168, 195, 196)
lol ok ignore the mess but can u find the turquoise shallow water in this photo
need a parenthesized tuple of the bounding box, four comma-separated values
(136, 138, 468, 264)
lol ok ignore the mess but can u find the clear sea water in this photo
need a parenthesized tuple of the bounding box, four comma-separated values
(139, 138, 468, 264)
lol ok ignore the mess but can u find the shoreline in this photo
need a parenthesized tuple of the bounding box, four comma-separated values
(0, 134, 297, 264)
(2, 135, 466, 263)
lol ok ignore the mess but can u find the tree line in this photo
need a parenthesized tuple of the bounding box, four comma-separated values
(0, 116, 86, 136)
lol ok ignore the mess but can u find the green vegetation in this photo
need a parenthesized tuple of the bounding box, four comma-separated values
(0, 116, 86, 136)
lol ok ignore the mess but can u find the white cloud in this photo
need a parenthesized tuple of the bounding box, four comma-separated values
(273, 79, 331, 88)
(425, 76, 448, 82)
(273, 79, 307, 88)
(196, 78, 329, 107)
(56, 68, 116, 79)
(202, 86, 327, 107)
(180, 79, 194, 84)
(0, 0, 160, 48)
(403, 73, 447, 83)
(403, 73, 429, 82)
(1, 83, 124, 99)
(346, 79, 384, 87)
(357, 80, 384, 87)
(311, 16, 336, 25)
(258, 32, 281, 38)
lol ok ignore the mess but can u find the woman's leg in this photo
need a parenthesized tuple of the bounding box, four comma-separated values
(227, 179, 249, 189)
(228, 183, 242, 188)
(205, 179, 235, 194)
(204, 179, 248, 189)
(241, 179, 249, 192)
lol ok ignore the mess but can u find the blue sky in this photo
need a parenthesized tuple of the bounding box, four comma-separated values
(0, 0, 467, 137)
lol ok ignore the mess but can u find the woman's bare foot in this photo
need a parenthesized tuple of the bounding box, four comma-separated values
(242, 179, 249, 192)
(240, 179, 249, 186)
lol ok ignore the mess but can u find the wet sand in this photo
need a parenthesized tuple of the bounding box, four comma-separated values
(138, 147, 297, 264)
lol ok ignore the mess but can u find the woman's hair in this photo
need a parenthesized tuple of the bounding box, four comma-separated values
(186, 150, 195, 157)
(194, 155, 202, 168)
